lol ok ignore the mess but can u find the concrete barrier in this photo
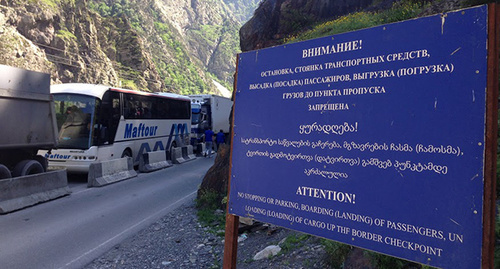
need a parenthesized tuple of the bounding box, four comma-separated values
(0, 169, 70, 214)
(182, 145, 197, 161)
(139, 151, 172, 173)
(88, 157, 137, 187)
(196, 143, 206, 157)
(166, 149, 172, 162)
(171, 147, 185, 164)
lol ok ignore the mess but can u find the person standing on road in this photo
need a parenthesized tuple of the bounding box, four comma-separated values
(204, 128, 215, 157)
(215, 130, 225, 152)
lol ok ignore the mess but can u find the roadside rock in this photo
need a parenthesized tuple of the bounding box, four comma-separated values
(253, 245, 282, 260)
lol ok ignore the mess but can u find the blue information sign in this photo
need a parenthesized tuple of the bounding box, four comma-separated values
(229, 5, 488, 269)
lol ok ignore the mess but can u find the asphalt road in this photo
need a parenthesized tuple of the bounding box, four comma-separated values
(0, 157, 214, 269)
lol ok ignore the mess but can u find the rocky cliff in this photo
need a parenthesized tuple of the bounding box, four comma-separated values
(239, 0, 475, 52)
(0, 0, 253, 95)
(240, 0, 379, 51)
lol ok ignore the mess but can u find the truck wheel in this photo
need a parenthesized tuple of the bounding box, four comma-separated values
(0, 164, 11, 179)
(34, 155, 48, 172)
(12, 160, 44, 177)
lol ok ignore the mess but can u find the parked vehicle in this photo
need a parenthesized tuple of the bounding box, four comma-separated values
(40, 84, 191, 173)
(189, 94, 232, 144)
(0, 65, 58, 178)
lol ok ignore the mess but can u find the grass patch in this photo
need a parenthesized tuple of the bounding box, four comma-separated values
(367, 251, 440, 269)
(280, 233, 310, 254)
(321, 239, 351, 268)
(23, 0, 75, 10)
(284, 0, 430, 44)
(196, 208, 226, 234)
(119, 79, 138, 91)
(196, 190, 226, 234)
(367, 251, 415, 268)
(56, 29, 77, 42)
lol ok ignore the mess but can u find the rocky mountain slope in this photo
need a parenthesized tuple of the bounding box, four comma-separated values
(239, 0, 481, 52)
(240, 0, 375, 51)
(0, 0, 257, 95)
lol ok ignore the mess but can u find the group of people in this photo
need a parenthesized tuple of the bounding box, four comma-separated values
(203, 128, 225, 157)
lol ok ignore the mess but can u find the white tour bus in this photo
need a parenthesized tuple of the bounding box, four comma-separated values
(41, 83, 191, 173)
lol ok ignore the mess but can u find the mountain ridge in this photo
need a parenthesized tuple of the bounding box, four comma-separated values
(0, 0, 258, 95)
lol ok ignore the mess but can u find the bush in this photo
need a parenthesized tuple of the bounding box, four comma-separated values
(195, 190, 226, 234)
(321, 240, 351, 268)
(280, 233, 310, 254)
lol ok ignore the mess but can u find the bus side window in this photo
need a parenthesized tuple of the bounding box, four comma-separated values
(112, 98, 120, 120)
(157, 99, 168, 119)
(96, 91, 121, 145)
(135, 95, 152, 119)
(123, 94, 136, 119)
(108, 93, 120, 143)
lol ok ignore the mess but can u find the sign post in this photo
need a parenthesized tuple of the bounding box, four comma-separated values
(223, 57, 240, 269)
(482, 4, 499, 269)
(224, 4, 498, 268)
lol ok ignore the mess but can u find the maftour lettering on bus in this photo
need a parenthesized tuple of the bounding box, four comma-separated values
(45, 153, 71, 160)
(124, 123, 159, 138)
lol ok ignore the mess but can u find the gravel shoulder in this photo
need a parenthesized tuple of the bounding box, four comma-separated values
(84, 199, 330, 269)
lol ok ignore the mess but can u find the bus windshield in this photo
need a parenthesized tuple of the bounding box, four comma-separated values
(53, 93, 97, 149)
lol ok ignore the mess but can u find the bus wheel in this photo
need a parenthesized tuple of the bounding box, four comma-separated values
(121, 149, 132, 158)
(12, 160, 44, 177)
(0, 164, 11, 179)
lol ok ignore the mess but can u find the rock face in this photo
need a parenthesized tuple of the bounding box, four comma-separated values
(0, 0, 245, 94)
(238, 0, 473, 52)
(239, 0, 376, 51)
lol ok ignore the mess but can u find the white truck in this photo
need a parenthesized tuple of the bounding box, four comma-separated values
(189, 94, 232, 144)
(0, 65, 69, 214)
